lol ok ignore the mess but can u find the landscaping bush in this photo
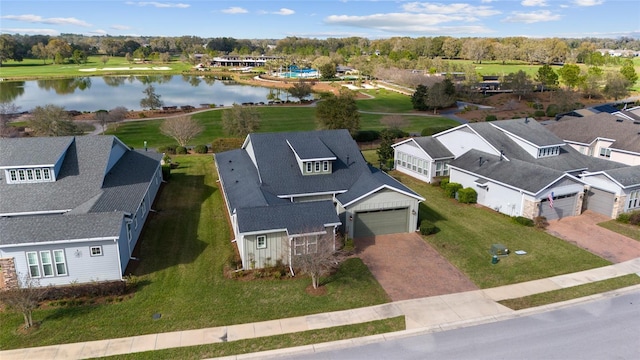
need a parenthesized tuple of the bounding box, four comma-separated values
(546, 104, 560, 117)
(616, 212, 631, 224)
(440, 177, 450, 189)
(386, 128, 409, 139)
(485, 114, 497, 122)
(161, 164, 171, 180)
(534, 110, 546, 118)
(630, 211, 640, 226)
(43, 280, 127, 301)
(444, 182, 462, 198)
(158, 145, 177, 155)
(353, 130, 380, 142)
(419, 220, 437, 235)
(210, 138, 244, 153)
(175, 146, 188, 154)
(194, 144, 208, 154)
(458, 187, 477, 204)
(534, 216, 549, 229)
(512, 216, 534, 227)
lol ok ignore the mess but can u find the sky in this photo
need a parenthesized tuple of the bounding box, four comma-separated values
(1, 0, 638, 40)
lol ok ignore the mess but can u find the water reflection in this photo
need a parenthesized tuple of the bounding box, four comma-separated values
(3, 75, 293, 112)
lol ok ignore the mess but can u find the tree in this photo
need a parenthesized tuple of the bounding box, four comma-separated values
(581, 67, 604, 100)
(31, 42, 48, 64)
(288, 79, 312, 102)
(411, 84, 429, 111)
(426, 79, 456, 114)
(290, 232, 344, 289)
(222, 104, 261, 137)
(315, 88, 360, 135)
(377, 129, 395, 167)
(0, 274, 48, 329)
(160, 115, 203, 146)
(0, 101, 20, 137)
(557, 64, 583, 89)
(29, 104, 80, 136)
(0, 34, 18, 66)
(503, 70, 534, 101)
(603, 72, 630, 100)
(620, 59, 638, 85)
(536, 64, 559, 93)
(140, 85, 163, 110)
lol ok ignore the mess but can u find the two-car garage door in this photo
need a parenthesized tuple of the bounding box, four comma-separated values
(353, 208, 409, 238)
(539, 193, 578, 220)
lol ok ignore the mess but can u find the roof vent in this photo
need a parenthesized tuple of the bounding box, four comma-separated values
(616, 118, 623, 122)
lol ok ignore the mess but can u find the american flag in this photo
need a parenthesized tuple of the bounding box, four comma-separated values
(548, 192, 554, 208)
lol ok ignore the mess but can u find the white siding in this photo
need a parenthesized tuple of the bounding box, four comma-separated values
(450, 168, 523, 216)
(610, 150, 640, 166)
(2, 240, 121, 287)
(435, 128, 499, 158)
(503, 135, 538, 158)
(393, 142, 432, 182)
(581, 174, 622, 194)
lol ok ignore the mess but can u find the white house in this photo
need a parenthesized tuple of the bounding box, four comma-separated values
(0, 136, 163, 289)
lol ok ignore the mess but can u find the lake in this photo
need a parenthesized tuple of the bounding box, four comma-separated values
(0, 75, 295, 112)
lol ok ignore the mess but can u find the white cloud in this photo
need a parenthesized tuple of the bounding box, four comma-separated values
(325, 13, 493, 34)
(111, 24, 132, 31)
(1, 14, 91, 27)
(521, 0, 548, 6)
(502, 10, 562, 23)
(402, 2, 501, 17)
(125, 2, 190, 8)
(274, 8, 295, 16)
(572, 0, 604, 6)
(90, 29, 109, 35)
(221, 7, 248, 14)
(1, 28, 59, 36)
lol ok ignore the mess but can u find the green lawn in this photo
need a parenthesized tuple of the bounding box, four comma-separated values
(391, 171, 612, 288)
(0, 156, 390, 350)
(598, 220, 640, 241)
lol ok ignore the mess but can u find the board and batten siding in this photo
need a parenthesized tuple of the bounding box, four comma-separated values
(3, 240, 121, 287)
(342, 188, 420, 238)
(243, 231, 288, 269)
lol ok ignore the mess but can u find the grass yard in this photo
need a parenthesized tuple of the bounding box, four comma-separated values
(0, 155, 390, 350)
(598, 220, 640, 242)
(101, 317, 405, 360)
(391, 171, 612, 288)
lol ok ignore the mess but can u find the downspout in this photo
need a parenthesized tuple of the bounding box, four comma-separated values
(288, 237, 295, 276)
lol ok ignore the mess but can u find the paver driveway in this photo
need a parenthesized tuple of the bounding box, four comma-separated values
(355, 233, 478, 301)
(546, 211, 640, 263)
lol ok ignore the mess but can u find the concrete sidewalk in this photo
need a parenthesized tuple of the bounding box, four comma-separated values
(3, 258, 640, 360)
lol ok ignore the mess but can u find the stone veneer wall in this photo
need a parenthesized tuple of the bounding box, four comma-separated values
(522, 199, 538, 219)
(612, 194, 627, 219)
(0, 257, 18, 290)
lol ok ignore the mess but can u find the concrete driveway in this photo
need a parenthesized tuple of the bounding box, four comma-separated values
(355, 233, 478, 301)
(546, 211, 640, 263)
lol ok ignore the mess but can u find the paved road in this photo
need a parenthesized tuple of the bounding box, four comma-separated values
(275, 290, 640, 360)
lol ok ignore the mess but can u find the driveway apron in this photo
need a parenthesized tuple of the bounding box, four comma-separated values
(355, 233, 478, 301)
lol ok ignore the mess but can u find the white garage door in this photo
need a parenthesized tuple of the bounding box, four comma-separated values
(353, 208, 409, 238)
(539, 193, 578, 220)
(585, 188, 615, 217)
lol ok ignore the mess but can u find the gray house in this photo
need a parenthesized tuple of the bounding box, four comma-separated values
(394, 119, 637, 220)
(215, 130, 424, 270)
(0, 136, 163, 289)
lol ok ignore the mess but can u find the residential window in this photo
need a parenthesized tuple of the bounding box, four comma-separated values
(629, 190, 640, 209)
(40, 251, 54, 277)
(9, 170, 17, 182)
(43, 168, 51, 180)
(26, 169, 34, 181)
(90, 246, 103, 257)
(18, 169, 25, 181)
(6, 167, 53, 184)
(599, 147, 611, 158)
(306, 162, 312, 173)
(141, 198, 146, 216)
(435, 161, 449, 176)
(134, 215, 138, 230)
(315, 161, 321, 172)
(256, 235, 267, 249)
(323, 161, 329, 172)
(27, 252, 40, 278)
(294, 237, 318, 255)
(126, 222, 132, 243)
(53, 250, 67, 276)
(538, 146, 560, 158)
(35, 168, 42, 180)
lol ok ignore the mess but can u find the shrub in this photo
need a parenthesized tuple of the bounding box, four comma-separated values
(444, 182, 462, 198)
(512, 216, 534, 227)
(386, 128, 409, 139)
(419, 220, 437, 235)
(175, 146, 188, 154)
(440, 177, 450, 189)
(485, 114, 497, 121)
(534, 216, 548, 229)
(194, 144, 208, 154)
(158, 145, 177, 155)
(534, 110, 546, 118)
(630, 211, 640, 226)
(161, 164, 171, 180)
(546, 104, 560, 117)
(210, 138, 244, 153)
(617, 212, 631, 224)
(42, 280, 127, 301)
(458, 187, 477, 204)
(353, 130, 380, 142)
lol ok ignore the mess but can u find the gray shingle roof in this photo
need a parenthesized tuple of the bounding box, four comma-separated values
(0, 136, 73, 167)
(491, 119, 565, 147)
(413, 137, 454, 159)
(603, 166, 640, 187)
(0, 212, 123, 245)
(545, 113, 640, 154)
(448, 149, 571, 194)
(236, 201, 340, 234)
(286, 137, 336, 160)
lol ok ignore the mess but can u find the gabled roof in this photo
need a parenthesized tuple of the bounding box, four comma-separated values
(0, 136, 73, 168)
(582, 166, 640, 189)
(397, 137, 454, 160)
(236, 201, 340, 235)
(490, 119, 564, 147)
(337, 166, 425, 206)
(448, 149, 578, 195)
(545, 113, 640, 154)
